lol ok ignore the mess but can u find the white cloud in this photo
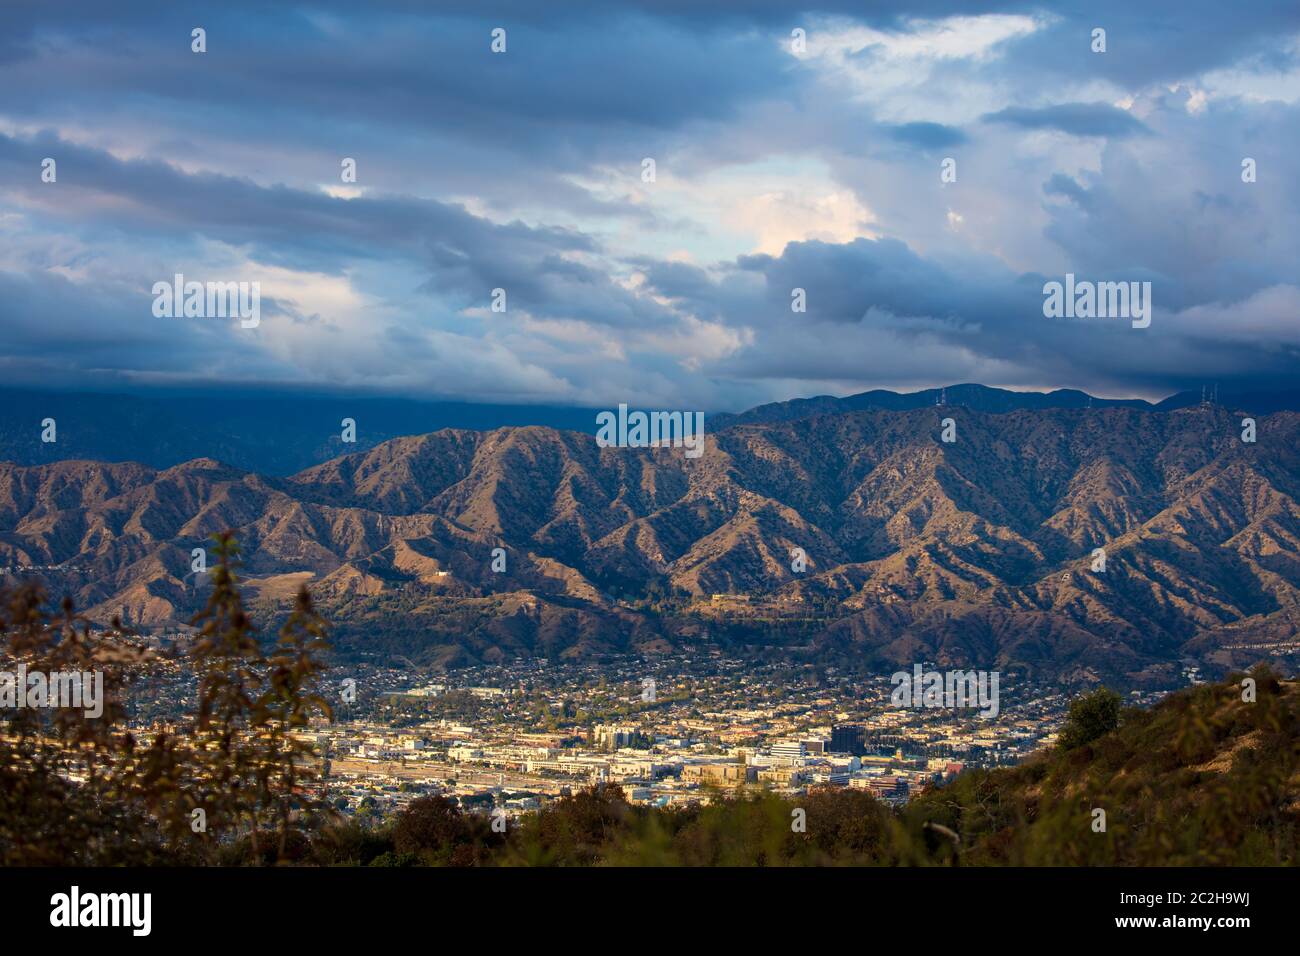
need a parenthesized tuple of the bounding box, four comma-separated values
(1198, 34, 1300, 104)
(792, 14, 1046, 123)
(578, 157, 877, 260)
(1171, 285, 1300, 346)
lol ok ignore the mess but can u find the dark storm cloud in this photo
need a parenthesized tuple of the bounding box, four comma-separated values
(983, 103, 1151, 138)
(640, 233, 1300, 399)
(0, 269, 290, 389)
(886, 122, 969, 150)
(735, 239, 988, 324)
(1035, 97, 1300, 314)
(0, 130, 684, 329)
(1006, 1, 1300, 89)
(0, 0, 1298, 407)
(0, 2, 794, 176)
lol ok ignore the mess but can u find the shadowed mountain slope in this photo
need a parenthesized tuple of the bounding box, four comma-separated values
(2, 405, 1298, 681)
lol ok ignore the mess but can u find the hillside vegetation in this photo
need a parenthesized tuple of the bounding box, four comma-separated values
(323, 670, 1300, 867)
(3, 540, 1295, 866)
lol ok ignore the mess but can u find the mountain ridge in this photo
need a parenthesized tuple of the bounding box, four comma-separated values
(2, 403, 1299, 685)
(5, 383, 1299, 476)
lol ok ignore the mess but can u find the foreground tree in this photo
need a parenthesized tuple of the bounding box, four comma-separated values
(0, 532, 334, 865)
(1057, 687, 1122, 750)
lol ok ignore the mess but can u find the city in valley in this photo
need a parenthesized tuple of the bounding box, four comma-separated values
(124, 653, 1185, 827)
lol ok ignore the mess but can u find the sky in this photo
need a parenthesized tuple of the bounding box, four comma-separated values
(1, 0, 1298, 411)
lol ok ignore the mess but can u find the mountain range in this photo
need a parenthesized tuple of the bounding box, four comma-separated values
(5, 383, 1300, 475)
(2, 388, 1299, 686)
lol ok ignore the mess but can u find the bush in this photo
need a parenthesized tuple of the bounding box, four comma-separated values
(1057, 687, 1122, 750)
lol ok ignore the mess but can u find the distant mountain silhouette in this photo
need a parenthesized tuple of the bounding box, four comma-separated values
(709, 383, 1152, 429)
(5, 383, 1299, 475)
(1156, 387, 1300, 414)
(0, 387, 602, 475)
(712, 384, 1300, 430)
